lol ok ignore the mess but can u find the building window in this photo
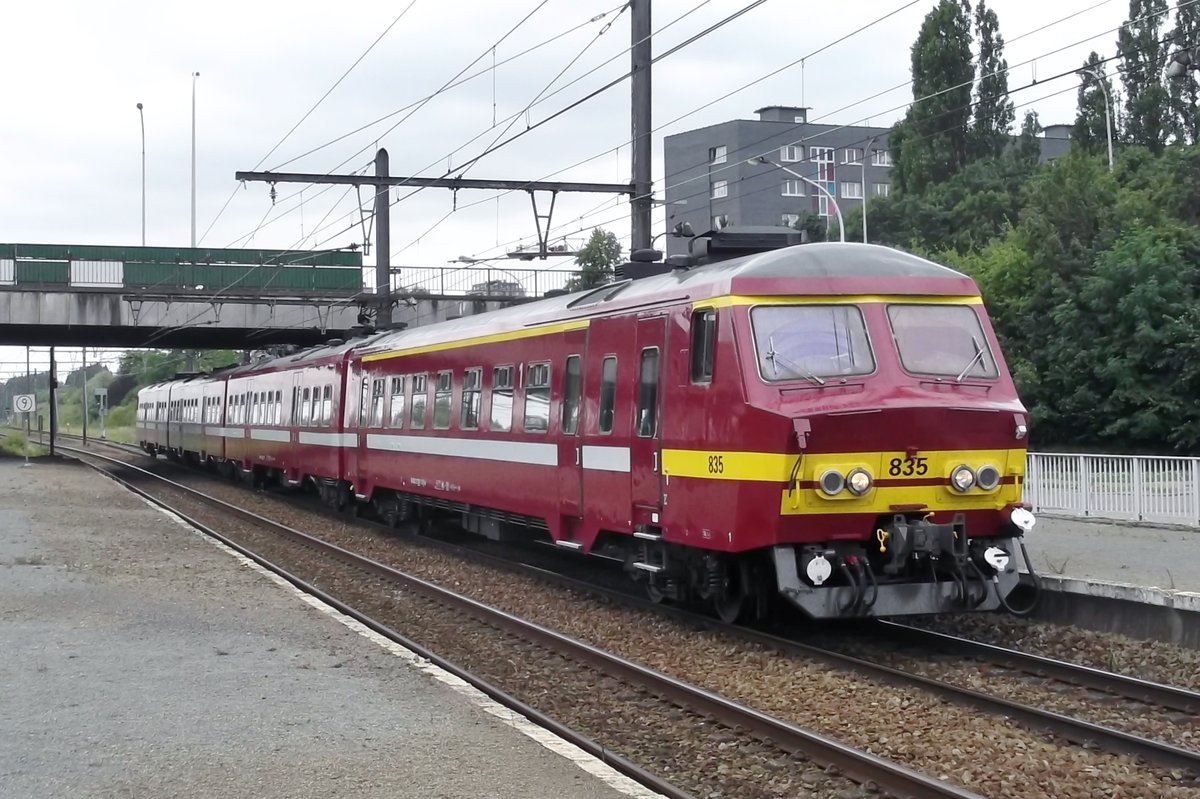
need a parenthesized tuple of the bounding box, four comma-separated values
(708, 145, 727, 165)
(873, 182, 891, 197)
(388, 377, 406, 428)
(523, 362, 551, 432)
(598, 356, 617, 434)
(842, 148, 862, 164)
(433, 370, 452, 429)
(782, 179, 805, 197)
(562, 355, 582, 435)
(490, 366, 513, 432)
(780, 145, 801, 162)
(460, 368, 481, 430)
(809, 146, 834, 163)
(872, 149, 892, 167)
(409, 374, 427, 429)
(781, 213, 800, 227)
(690, 309, 716, 383)
(636, 348, 660, 438)
(710, 179, 728, 199)
(841, 182, 863, 199)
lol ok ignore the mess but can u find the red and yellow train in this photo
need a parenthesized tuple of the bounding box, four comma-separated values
(137, 242, 1035, 621)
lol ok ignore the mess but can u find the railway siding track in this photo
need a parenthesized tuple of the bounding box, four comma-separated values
(65, 446, 985, 799)
(63, 441, 1200, 796)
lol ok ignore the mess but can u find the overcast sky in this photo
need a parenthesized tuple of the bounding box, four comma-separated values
(0, 0, 1143, 379)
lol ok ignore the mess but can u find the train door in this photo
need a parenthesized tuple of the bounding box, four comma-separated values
(630, 315, 667, 514)
(341, 360, 365, 488)
(580, 317, 634, 535)
(557, 329, 587, 520)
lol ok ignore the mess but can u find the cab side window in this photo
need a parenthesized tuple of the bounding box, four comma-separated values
(690, 309, 716, 382)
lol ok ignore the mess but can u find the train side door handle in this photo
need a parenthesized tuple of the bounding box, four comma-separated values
(575, 446, 581, 466)
(653, 451, 659, 472)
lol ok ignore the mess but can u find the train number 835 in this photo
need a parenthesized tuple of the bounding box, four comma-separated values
(888, 456, 928, 476)
(707, 455, 725, 474)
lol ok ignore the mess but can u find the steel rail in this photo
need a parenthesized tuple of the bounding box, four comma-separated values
(874, 620, 1200, 715)
(65, 440, 1200, 775)
(62, 445, 984, 799)
(61, 446, 691, 799)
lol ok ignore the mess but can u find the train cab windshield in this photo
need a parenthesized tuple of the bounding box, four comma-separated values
(887, 304, 998, 380)
(751, 305, 875, 382)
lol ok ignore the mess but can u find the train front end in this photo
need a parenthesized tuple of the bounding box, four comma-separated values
(730, 246, 1035, 619)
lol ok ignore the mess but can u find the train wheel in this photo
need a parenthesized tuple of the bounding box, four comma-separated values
(646, 582, 667, 604)
(710, 557, 751, 624)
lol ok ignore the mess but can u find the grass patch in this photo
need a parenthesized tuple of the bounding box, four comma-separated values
(1, 432, 48, 457)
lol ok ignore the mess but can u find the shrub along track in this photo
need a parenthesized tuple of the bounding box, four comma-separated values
(69, 442, 1200, 798)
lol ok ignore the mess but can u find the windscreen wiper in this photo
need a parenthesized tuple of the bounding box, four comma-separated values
(955, 336, 985, 383)
(768, 336, 826, 386)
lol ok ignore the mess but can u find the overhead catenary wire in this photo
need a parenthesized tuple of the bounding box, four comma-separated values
(199, 1, 424, 246)
(379, 0, 775, 258)
(468, 0, 1183, 259)
(278, 0, 730, 257)
(211, 0, 573, 248)
(530, 50, 1148, 251)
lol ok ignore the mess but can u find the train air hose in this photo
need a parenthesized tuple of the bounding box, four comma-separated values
(995, 538, 1041, 616)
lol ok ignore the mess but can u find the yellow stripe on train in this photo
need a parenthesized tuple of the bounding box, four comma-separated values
(661, 447, 1026, 483)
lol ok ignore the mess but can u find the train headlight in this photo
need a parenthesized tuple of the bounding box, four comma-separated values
(950, 465, 976, 492)
(976, 464, 1001, 491)
(818, 469, 845, 496)
(846, 468, 873, 496)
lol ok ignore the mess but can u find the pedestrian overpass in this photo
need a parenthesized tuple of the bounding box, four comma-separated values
(0, 243, 579, 349)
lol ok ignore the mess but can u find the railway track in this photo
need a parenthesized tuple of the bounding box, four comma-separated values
(63, 445, 987, 799)
(63, 439, 1200, 794)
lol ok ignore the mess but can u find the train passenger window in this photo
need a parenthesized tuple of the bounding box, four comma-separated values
(274, 391, 283, 425)
(562, 355, 582, 436)
(370, 378, 386, 427)
(636, 348, 660, 438)
(433, 371, 453, 430)
(410, 374, 428, 429)
(290, 388, 298, 425)
(300, 388, 312, 426)
(388, 377, 405, 428)
(598, 356, 617, 434)
(460, 369, 481, 430)
(490, 366, 514, 432)
(321, 385, 333, 426)
(691, 309, 716, 382)
(524, 363, 550, 433)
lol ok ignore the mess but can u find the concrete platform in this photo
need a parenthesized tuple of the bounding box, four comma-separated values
(1019, 515, 1200, 647)
(0, 458, 656, 799)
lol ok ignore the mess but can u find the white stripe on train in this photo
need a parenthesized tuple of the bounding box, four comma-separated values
(148, 427, 633, 473)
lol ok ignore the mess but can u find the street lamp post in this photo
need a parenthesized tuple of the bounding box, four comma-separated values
(746, 156, 845, 243)
(861, 136, 877, 244)
(1078, 67, 1113, 172)
(191, 71, 199, 247)
(136, 102, 145, 246)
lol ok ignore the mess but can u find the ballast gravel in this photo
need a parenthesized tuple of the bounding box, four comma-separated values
(96, 453, 1200, 799)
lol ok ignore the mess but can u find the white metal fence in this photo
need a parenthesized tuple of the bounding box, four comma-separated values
(1024, 452, 1200, 527)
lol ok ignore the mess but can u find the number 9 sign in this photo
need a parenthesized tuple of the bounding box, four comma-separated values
(13, 394, 35, 413)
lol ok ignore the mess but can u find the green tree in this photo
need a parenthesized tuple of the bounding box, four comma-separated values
(971, 0, 1015, 160)
(1117, 0, 1170, 152)
(1074, 52, 1118, 156)
(565, 228, 623, 291)
(892, 0, 976, 194)
(789, 210, 828, 243)
(1168, 0, 1200, 143)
